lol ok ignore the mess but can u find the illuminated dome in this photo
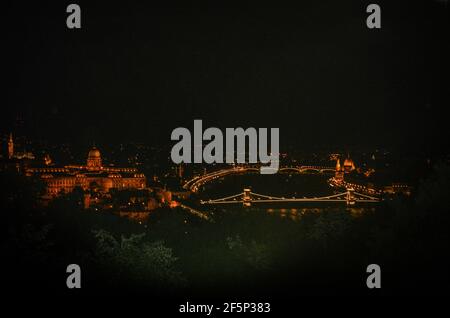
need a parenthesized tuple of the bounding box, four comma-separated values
(343, 158, 353, 166)
(87, 147, 102, 169)
(343, 158, 355, 172)
(88, 147, 101, 158)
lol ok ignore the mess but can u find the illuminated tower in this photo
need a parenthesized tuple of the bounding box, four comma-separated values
(335, 158, 341, 171)
(87, 147, 102, 170)
(335, 158, 344, 181)
(7, 133, 14, 159)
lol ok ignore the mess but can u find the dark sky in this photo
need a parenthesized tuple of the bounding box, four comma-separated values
(3, 1, 449, 152)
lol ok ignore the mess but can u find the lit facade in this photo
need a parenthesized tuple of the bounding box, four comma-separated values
(343, 158, 356, 173)
(26, 147, 146, 197)
(4, 133, 35, 160)
(335, 156, 356, 181)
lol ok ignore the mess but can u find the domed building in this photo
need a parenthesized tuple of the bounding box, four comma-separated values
(335, 155, 356, 181)
(343, 157, 356, 173)
(26, 146, 146, 197)
(87, 147, 102, 169)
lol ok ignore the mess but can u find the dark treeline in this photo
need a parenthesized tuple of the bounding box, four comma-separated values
(1, 164, 449, 297)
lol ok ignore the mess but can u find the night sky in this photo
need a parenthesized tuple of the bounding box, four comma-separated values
(3, 1, 449, 152)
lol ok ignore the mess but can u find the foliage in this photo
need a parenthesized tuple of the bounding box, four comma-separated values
(226, 235, 271, 271)
(307, 210, 352, 251)
(93, 229, 185, 289)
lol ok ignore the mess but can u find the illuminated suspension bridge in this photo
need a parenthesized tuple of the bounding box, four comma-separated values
(200, 188, 381, 206)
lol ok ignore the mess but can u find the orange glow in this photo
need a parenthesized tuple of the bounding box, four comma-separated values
(170, 200, 180, 208)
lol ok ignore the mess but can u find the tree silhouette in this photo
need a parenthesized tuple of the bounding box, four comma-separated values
(93, 229, 185, 289)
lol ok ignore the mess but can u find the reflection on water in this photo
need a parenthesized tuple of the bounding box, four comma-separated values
(210, 205, 376, 222)
(266, 206, 374, 220)
(267, 207, 313, 221)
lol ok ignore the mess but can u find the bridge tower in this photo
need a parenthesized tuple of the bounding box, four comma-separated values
(243, 188, 252, 207)
(346, 188, 355, 206)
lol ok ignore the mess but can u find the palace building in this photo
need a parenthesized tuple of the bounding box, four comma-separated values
(26, 147, 146, 197)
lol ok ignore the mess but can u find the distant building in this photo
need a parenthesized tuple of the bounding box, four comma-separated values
(26, 147, 146, 197)
(334, 155, 357, 182)
(0, 133, 34, 172)
(343, 157, 356, 173)
(383, 183, 412, 196)
(5, 133, 35, 160)
(335, 159, 344, 181)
